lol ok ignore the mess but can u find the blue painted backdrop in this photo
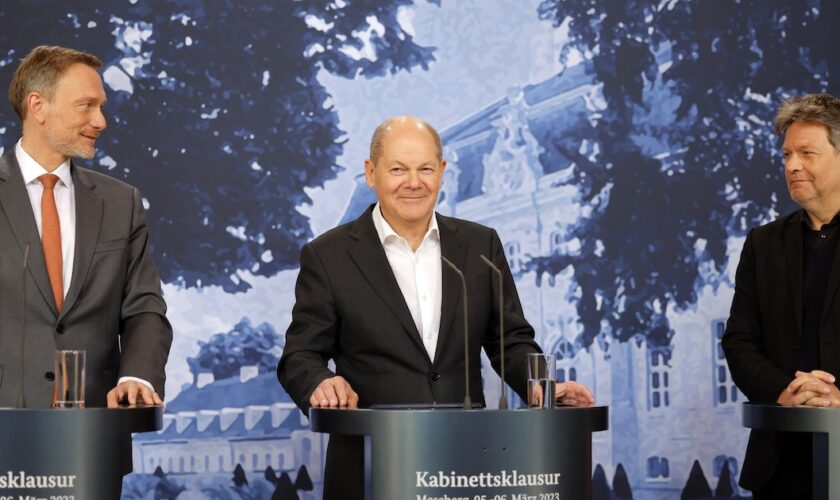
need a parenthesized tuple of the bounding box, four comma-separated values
(1, 1, 837, 498)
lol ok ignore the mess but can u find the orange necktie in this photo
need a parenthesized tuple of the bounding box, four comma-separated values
(39, 174, 63, 311)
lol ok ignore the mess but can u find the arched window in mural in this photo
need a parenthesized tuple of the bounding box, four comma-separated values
(648, 349, 671, 410)
(549, 230, 564, 255)
(550, 338, 579, 384)
(711, 319, 739, 406)
(505, 241, 521, 272)
(646, 456, 670, 480)
(713, 454, 738, 478)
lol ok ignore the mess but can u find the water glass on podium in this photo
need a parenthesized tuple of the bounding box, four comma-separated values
(52, 350, 86, 408)
(527, 352, 556, 408)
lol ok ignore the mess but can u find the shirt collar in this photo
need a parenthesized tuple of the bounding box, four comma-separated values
(15, 140, 73, 189)
(800, 209, 840, 231)
(372, 202, 439, 246)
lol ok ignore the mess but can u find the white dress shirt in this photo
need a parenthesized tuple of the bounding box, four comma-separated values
(372, 203, 443, 361)
(16, 140, 152, 392)
(16, 141, 75, 297)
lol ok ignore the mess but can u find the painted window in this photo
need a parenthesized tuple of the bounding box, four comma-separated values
(647, 456, 670, 479)
(648, 349, 671, 409)
(505, 241, 521, 271)
(712, 319, 739, 406)
(713, 455, 738, 478)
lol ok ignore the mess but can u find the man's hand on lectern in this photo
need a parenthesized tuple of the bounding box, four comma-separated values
(106, 380, 162, 408)
(777, 370, 840, 408)
(554, 381, 595, 407)
(310, 376, 359, 409)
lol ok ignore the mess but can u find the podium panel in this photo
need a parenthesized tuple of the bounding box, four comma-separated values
(0, 405, 162, 498)
(742, 403, 840, 500)
(311, 406, 608, 499)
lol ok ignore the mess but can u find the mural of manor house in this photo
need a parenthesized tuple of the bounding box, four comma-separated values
(131, 323, 327, 499)
(341, 61, 751, 499)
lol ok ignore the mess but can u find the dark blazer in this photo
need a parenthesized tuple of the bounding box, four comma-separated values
(723, 210, 840, 491)
(277, 205, 541, 498)
(0, 149, 172, 410)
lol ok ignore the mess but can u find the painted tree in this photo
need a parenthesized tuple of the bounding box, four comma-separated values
(529, 0, 839, 352)
(0, 0, 439, 292)
(613, 463, 633, 499)
(187, 317, 282, 381)
(681, 460, 712, 499)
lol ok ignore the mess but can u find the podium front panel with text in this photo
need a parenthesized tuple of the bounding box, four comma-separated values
(311, 406, 608, 499)
(0, 406, 162, 498)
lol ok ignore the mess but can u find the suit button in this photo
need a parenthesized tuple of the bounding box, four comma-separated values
(56, 324, 65, 334)
(430, 372, 441, 381)
(44, 371, 55, 381)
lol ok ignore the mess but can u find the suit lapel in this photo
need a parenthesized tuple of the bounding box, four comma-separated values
(347, 207, 428, 357)
(59, 164, 102, 321)
(784, 215, 803, 342)
(437, 213, 468, 357)
(0, 150, 58, 314)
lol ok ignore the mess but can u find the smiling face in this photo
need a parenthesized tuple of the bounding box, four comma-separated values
(365, 118, 446, 237)
(34, 63, 107, 162)
(783, 120, 840, 216)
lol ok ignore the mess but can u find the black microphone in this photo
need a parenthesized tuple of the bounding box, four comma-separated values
(441, 255, 471, 410)
(16, 241, 31, 409)
(480, 254, 507, 410)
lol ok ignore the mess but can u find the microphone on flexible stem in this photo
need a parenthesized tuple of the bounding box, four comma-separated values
(16, 241, 31, 409)
(441, 255, 471, 410)
(480, 254, 507, 410)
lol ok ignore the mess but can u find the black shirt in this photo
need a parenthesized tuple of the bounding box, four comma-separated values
(799, 210, 840, 371)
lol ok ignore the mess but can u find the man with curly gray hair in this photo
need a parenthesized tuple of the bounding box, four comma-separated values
(724, 93, 840, 499)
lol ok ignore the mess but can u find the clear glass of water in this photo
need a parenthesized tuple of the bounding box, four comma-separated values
(527, 352, 556, 409)
(52, 350, 86, 408)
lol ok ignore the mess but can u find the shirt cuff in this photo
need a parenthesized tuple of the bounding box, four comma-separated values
(118, 376, 155, 392)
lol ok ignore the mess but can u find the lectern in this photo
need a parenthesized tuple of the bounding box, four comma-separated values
(0, 405, 162, 498)
(742, 403, 840, 500)
(311, 406, 609, 499)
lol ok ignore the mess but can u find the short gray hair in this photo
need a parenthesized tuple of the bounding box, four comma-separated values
(369, 116, 443, 164)
(775, 93, 840, 151)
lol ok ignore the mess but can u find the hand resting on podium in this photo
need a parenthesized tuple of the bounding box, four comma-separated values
(308, 375, 594, 409)
(107, 380, 163, 408)
(310, 376, 360, 408)
(776, 370, 840, 408)
(530, 381, 595, 407)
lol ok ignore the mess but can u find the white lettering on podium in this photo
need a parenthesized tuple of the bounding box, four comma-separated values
(0, 471, 76, 489)
(415, 470, 561, 489)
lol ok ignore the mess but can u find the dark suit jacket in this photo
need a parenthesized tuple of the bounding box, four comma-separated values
(723, 210, 840, 491)
(0, 148, 172, 409)
(277, 205, 540, 498)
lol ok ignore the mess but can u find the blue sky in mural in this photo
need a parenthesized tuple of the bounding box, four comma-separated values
(303, 0, 564, 233)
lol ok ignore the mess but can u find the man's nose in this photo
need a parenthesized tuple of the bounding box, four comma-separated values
(406, 169, 421, 187)
(91, 108, 107, 131)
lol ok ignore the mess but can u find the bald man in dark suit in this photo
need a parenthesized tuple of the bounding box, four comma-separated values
(278, 116, 594, 499)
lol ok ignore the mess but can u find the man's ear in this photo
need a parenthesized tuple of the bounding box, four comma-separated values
(364, 159, 376, 188)
(26, 92, 48, 124)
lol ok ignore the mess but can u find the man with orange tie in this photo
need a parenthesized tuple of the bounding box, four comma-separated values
(0, 46, 172, 412)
